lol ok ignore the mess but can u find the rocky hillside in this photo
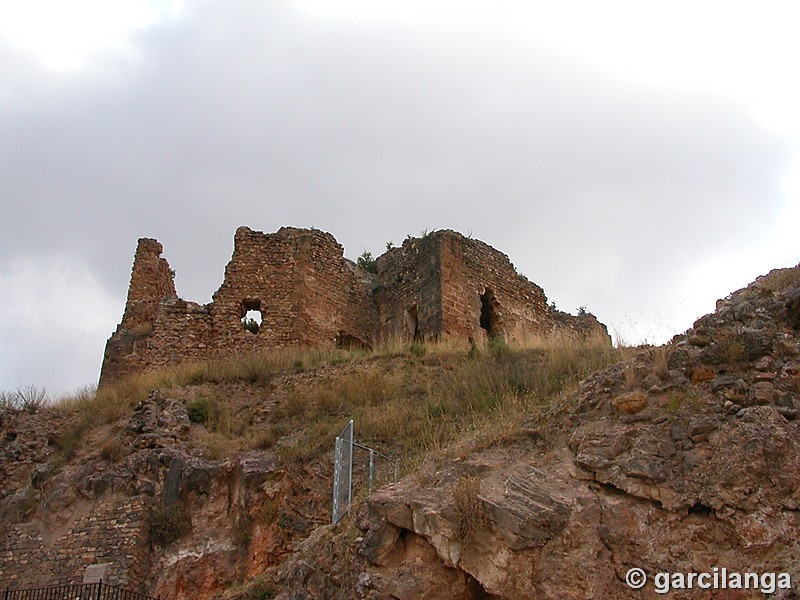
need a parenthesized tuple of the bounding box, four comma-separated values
(0, 330, 614, 598)
(1, 264, 799, 600)
(274, 265, 800, 599)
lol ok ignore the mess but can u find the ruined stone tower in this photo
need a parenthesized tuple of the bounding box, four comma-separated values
(100, 227, 608, 385)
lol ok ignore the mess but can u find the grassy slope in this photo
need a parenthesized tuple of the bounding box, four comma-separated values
(54, 332, 617, 471)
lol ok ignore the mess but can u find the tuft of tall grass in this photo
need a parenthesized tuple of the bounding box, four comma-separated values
(647, 345, 673, 380)
(453, 476, 488, 539)
(617, 346, 639, 390)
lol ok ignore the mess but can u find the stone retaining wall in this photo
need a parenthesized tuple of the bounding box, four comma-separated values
(0, 496, 149, 592)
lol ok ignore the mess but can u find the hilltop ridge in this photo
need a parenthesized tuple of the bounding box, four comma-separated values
(0, 261, 798, 599)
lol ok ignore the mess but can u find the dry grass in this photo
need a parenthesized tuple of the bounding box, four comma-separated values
(50, 330, 617, 468)
(453, 476, 488, 539)
(198, 431, 233, 459)
(132, 322, 154, 336)
(757, 264, 800, 293)
(99, 437, 126, 463)
(372, 334, 468, 357)
(617, 346, 639, 390)
(276, 330, 616, 463)
(52, 346, 359, 425)
(647, 345, 673, 380)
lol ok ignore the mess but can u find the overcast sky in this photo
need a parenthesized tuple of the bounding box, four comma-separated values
(1, 0, 798, 395)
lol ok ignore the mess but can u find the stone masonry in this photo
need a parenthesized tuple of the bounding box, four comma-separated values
(0, 496, 150, 592)
(100, 227, 608, 385)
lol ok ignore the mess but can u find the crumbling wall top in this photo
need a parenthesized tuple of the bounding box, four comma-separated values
(120, 238, 176, 331)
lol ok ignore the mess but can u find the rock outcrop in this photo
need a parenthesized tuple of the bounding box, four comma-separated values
(0, 388, 330, 598)
(278, 264, 800, 599)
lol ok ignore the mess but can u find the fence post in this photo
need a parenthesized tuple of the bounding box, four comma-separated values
(368, 449, 375, 494)
(347, 420, 353, 513)
(97, 580, 103, 600)
(332, 435, 341, 524)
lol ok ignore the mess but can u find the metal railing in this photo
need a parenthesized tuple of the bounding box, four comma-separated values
(353, 442, 399, 495)
(2, 582, 158, 600)
(332, 419, 398, 525)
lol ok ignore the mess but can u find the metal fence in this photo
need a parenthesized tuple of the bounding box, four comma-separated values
(332, 419, 354, 525)
(2, 582, 158, 600)
(332, 419, 398, 525)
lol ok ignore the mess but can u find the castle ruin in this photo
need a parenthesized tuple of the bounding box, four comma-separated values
(100, 227, 608, 385)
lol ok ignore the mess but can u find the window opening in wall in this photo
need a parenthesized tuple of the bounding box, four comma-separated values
(480, 289, 499, 337)
(240, 299, 263, 334)
(404, 305, 420, 340)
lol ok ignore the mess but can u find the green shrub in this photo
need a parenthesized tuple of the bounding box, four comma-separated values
(186, 397, 213, 424)
(243, 318, 260, 334)
(356, 250, 377, 274)
(187, 368, 206, 384)
(55, 423, 86, 460)
(487, 337, 510, 357)
(409, 342, 426, 357)
(239, 357, 273, 386)
(150, 505, 192, 545)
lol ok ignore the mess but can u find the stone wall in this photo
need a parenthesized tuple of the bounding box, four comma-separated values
(0, 496, 150, 592)
(100, 227, 379, 385)
(148, 298, 214, 366)
(374, 230, 603, 345)
(100, 227, 608, 385)
(209, 226, 377, 353)
(438, 231, 554, 342)
(374, 235, 443, 340)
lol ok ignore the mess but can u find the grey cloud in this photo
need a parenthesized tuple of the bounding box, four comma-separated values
(0, 0, 792, 390)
